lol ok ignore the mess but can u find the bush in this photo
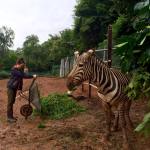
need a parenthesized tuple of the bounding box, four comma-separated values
(112, 15, 127, 39)
(34, 93, 86, 119)
(135, 112, 150, 137)
(0, 70, 10, 79)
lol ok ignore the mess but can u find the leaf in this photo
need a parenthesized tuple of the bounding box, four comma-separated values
(133, 50, 142, 53)
(146, 26, 150, 29)
(135, 122, 145, 132)
(143, 113, 150, 123)
(139, 35, 146, 45)
(135, 112, 150, 132)
(134, 0, 149, 11)
(115, 42, 128, 48)
(128, 82, 134, 88)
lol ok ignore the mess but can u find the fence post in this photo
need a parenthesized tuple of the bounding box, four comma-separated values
(68, 58, 70, 72)
(107, 25, 112, 68)
(60, 59, 65, 77)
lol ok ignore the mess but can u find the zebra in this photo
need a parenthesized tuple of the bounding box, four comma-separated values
(66, 49, 133, 148)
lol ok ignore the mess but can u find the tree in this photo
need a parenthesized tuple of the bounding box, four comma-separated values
(23, 34, 40, 68)
(0, 26, 15, 57)
(74, 0, 117, 51)
(112, 0, 141, 16)
(2, 50, 18, 70)
(115, 0, 150, 135)
(43, 29, 75, 62)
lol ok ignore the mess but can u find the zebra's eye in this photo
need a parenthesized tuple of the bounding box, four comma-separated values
(79, 63, 83, 67)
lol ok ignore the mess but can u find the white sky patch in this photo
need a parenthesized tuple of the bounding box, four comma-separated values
(0, 0, 76, 49)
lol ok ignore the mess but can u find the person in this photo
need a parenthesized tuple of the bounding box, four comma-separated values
(7, 58, 37, 123)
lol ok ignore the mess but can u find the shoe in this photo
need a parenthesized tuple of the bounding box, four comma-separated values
(7, 117, 17, 123)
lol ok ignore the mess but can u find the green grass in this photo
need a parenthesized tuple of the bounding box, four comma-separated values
(34, 93, 86, 120)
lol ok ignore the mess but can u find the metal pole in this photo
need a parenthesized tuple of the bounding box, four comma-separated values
(107, 25, 112, 68)
(88, 79, 91, 98)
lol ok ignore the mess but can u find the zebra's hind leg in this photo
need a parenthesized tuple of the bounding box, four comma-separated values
(112, 111, 119, 132)
(125, 100, 134, 131)
(102, 102, 112, 139)
(119, 102, 131, 150)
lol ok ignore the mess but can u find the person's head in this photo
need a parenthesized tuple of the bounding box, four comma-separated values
(15, 58, 25, 70)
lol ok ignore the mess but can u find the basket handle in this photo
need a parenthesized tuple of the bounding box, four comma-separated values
(29, 78, 37, 89)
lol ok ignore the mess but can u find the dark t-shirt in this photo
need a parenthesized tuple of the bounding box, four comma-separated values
(7, 68, 33, 90)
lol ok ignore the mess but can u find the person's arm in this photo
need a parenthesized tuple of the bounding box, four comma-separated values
(12, 68, 33, 79)
(11, 68, 24, 78)
(23, 72, 33, 79)
(17, 74, 36, 91)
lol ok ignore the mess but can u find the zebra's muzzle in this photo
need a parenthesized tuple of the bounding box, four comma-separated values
(66, 77, 75, 91)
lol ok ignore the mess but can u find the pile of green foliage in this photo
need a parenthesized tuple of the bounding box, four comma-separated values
(34, 93, 86, 120)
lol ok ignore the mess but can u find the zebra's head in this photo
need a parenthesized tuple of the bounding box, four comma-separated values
(66, 49, 94, 91)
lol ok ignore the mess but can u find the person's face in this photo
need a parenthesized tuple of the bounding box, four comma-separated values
(19, 63, 25, 70)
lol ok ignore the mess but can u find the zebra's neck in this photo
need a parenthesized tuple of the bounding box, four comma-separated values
(90, 55, 114, 93)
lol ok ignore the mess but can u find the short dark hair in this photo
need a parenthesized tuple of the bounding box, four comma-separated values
(16, 58, 25, 64)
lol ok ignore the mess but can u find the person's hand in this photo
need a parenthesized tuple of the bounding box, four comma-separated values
(24, 66, 29, 73)
(33, 74, 37, 79)
(18, 90, 22, 95)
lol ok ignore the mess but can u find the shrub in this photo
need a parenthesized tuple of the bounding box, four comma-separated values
(0, 70, 10, 79)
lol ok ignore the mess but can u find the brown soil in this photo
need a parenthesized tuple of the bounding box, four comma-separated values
(0, 77, 150, 150)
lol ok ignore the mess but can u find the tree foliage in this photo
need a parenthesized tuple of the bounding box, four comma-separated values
(74, 0, 116, 51)
(0, 26, 14, 57)
(114, 0, 150, 135)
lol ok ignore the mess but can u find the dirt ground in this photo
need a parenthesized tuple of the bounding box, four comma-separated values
(0, 77, 150, 150)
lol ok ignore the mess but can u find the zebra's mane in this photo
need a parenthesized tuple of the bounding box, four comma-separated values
(78, 51, 110, 68)
(91, 53, 109, 68)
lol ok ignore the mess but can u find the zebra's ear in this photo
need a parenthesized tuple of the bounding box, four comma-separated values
(74, 51, 79, 58)
(74, 51, 79, 55)
(87, 49, 94, 55)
